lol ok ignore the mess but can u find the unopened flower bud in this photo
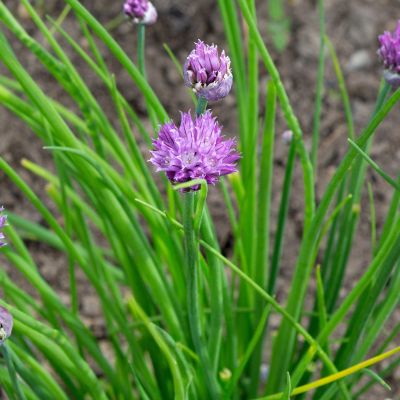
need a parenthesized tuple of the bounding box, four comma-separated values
(184, 40, 233, 102)
(378, 21, 400, 88)
(123, 0, 157, 25)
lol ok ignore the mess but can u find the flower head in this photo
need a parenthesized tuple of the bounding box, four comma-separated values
(149, 111, 240, 190)
(0, 306, 13, 345)
(184, 40, 233, 102)
(123, 0, 157, 25)
(0, 207, 7, 248)
(378, 21, 400, 87)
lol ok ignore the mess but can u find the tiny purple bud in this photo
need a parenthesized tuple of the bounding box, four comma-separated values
(184, 40, 233, 102)
(378, 21, 400, 88)
(0, 306, 13, 344)
(0, 207, 7, 248)
(149, 111, 240, 190)
(123, 0, 157, 25)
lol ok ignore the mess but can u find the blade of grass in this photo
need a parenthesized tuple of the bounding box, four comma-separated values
(348, 138, 400, 191)
(324, 35, 355, 140)
(367, 182, 377, 253)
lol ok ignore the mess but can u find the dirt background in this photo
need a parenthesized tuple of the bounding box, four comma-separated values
(0, 0, 399, 398)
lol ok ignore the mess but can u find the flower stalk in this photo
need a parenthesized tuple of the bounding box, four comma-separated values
(182, 191, 220, 399)
(137, 22, 157, 128)
(193, 97, 224, 374)
(137, 23, 146, 78)
(195, 96, 208, 116)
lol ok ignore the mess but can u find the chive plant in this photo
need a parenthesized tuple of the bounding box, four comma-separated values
(0, 0, 399, 399)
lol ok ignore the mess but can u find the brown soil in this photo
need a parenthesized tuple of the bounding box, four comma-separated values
(0, 0, 399, 398)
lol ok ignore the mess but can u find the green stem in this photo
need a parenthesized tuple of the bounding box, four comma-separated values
(137, 22, 158, 129)
(268, 137, 296, 294)
(137, 23, 146, 77)
(248, 80, 276, 395)
(1, 345, 27, 400)
(193, 97, 225, 371)
(202, 211, 224, 374)
(197, 104, 226, 373)
(196, 97, 208, 116)
(237, 0, 315, 233)
(182, 193, 220, 399)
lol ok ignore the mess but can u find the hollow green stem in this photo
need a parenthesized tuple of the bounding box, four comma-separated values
(269, 137, 296, 294)
(137, 23, 146, 77)
(192, 98, 225, 371)
(137, 23, 158, 130)
(182, 193, 220, 399)
(196, 97, 208, 116)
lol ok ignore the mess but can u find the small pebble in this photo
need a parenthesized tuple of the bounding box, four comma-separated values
(346, 50, 372, 72)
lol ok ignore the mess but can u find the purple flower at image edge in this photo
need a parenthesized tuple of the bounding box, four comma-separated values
(184, 40, 233, 102)
(149, 111, 240, 191)
(378, 20, 400, 87)
(0, 306, 13, 345)
(0, 207, 7, 248)
(123, 0, 157, 25)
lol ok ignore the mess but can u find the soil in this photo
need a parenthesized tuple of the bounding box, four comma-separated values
(0, 0, 399, 398)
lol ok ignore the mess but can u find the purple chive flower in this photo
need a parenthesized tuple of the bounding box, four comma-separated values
(0, 207, 7, 248)
(378, 21, 400, 87)
(184, 40, 233, 102)
(0, 306, 13, 345)
(149, 111, 240, 190)
(123, 0, 157, 25)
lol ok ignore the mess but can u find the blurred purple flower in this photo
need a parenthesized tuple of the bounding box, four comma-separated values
(123, 0, 157, 25)
(0, 306, 13, 345)
(149, 111, 240, 190)
(184, 40, 233, 102)
(378, 21, 400, 87)
(0, 207, 7, 248)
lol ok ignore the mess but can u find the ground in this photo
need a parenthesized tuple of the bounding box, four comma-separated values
(0, 0, 399, 398)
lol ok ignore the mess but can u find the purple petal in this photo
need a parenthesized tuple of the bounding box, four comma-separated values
(148, 111, 240, 190)
(183, 41, 233, 101)
(378, 21, 400, 84)
(0, 306, 13, 344)
(198, 74, 233, 102)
